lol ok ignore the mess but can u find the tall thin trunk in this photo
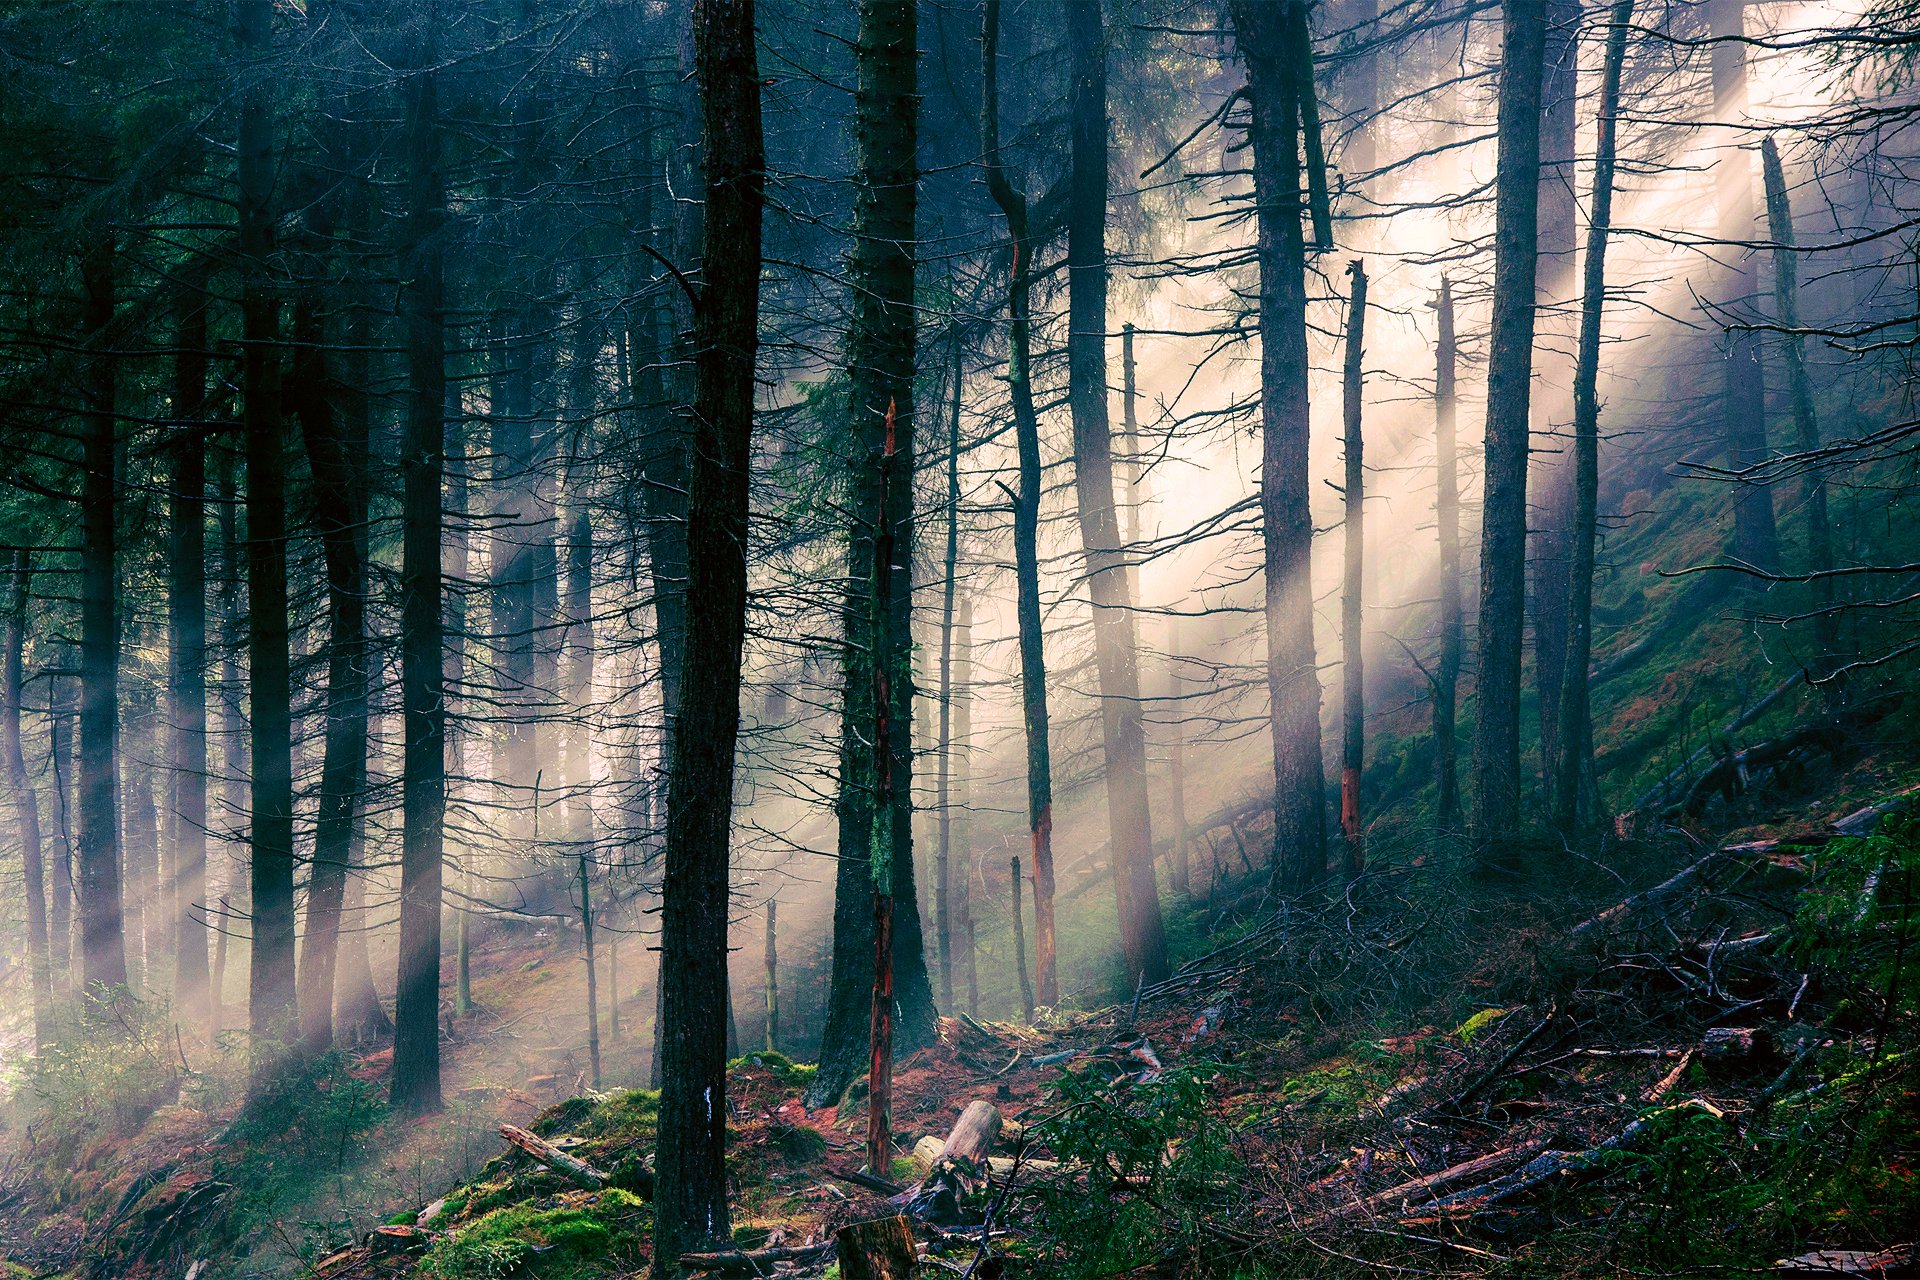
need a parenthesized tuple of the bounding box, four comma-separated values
(1229, 0, 1329, 892)
(171, 287, 211, 1023)
(78, 237, 129, 997)
(238, 0, 297, 1066)
(446, 384, 471, 1022)
(1471, 0, 1548, 846)
(1759, 136, 1837, 671)
(1120, 322, 1143, 598)
(579, 848, 602, 1089)
(653, 0, 763, 1258)
(4, 554, 54, 1047)
(1339, 261, 1367, 877)
(122, 705, 156, 987)
(49, 677, 74, 990)
(981, 0, 1061, 1007)
(1068, 0, 1166, 987)
(1530, 0, 1581, 801)
(391, 17, 448, 1114)
(1166, 614, 1190, 896)
(1554, 0, 1633, 833)
(1710, 0, 1778, 571)
(292, 287, 371, 1054)
(955, 599, 977, 1017)
(935, 335, 962, 1011)
(1433, 276, 1462, 827)
(1011, 854, 1034, 1020)
(763, 897, 778, 1052)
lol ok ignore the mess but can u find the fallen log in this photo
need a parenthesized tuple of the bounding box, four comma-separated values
(680, 1242, 838, 1274)
(836, 1215, 918, 1280)
(1774, 1244, 1917, 1277)
(498, 1123, 610, 1190)
(896, 1100, 1001, 1224)
(1571, 845, 1743, 938)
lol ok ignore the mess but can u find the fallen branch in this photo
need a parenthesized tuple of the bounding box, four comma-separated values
(680, 1242, 837, 1274)
(1306, 1138, 1551, 1228)
(498, 1124, 609, 1191)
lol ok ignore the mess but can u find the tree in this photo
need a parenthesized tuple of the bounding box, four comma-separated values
(1433, 275, 1463, 828)
(1339, 260, 1367, 878)
(1068, 0, 1166, 985)
(1229, 0, 1330, 892)
(980, 0, 1062, 1009)
(652, 0, 764, 1259)
(1554, 0, 1635, 834)
(1471, 0, 1548, 846)
(169, 284, 212, 1024)
(3, 552, 54, 1047)
(392, 8, 449, 1115)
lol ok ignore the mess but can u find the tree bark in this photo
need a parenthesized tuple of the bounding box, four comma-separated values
(1433, 276, 1462, 828)
(1709, 0, 1778, 572)
(4, 553, 54, 1047)
(170, 285, 211, 1025)
(981, 0, 1062, 1008)
(934, 335, 962, 1011)
(238, 0, 297, 1070)
(955, 600, 977, 1018)
(1068, 0, 1166, 985)
(78, 235, 128, 997)
(391, 14, 448, 1115)
(1471, 0, 1547, 846)
(653, 0, 763, 1259)
(1553, 0, 1633, 834)
(1011, 854, 1034, 1021)
(1166, 614, 1190, 896)
(1229, 0, 1329, 892)
(1340, 261, 1367, 878)
(1759, 136, 1837, 673)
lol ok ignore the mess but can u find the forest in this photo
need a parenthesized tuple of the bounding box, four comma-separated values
(0, 0, 1917, 1276)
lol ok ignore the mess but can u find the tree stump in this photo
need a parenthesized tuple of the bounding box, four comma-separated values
(835, 1215, 917, 1280)
(897, 1099, 1001, 1223)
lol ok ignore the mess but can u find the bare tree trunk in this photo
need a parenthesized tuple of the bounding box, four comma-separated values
(238, 0, 297, 1071)
(580, 847, 602, 1090)
(763, 897, 778, 1052)
(981, 0, 1061, 1009)
(170, 286, 211, 1024)
(935, 335, 962, 1011)
(955, 600, 977, 1018)
(49, 677, 74, 990)
(391, 14, 448, 1114)
(1229, 0, 1329, 892)
(1433, 276, 1462, 828)
(1166, 614, 1190, 896)
(1011, 854, 1033, 1022)
(1340, 261, 1368, 878)
(1709, 0, 1778, 572)
(653, 0, 763, 1257)
(1530, 0, 1581, 803)
(78, 236, 129, 997)
(1068, 0, 1166, 986)
(1471, 0, 1547, 846)
(4, 554, 54, 1047)
(1759, 136, 1837, 673)
(1554, 0, 1633, 834)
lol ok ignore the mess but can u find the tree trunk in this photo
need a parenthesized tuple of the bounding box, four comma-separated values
(291, 288, 371, 1054)
(763, 897, 778, 1052)
(1710, 0, 1778, 572)
(4, 553, 55, 1047)
(78, 236, 129, 997)
(122, 705, 156, 988)
(1166, 614, 1190, 896)
(653, 0, 763, 1259)
(580, 848, 602, 1090)
(1759, 136, 1837, 673)
(391, 18, 448, 1115)
(981, 0, 1062, 1009)
(1067, 0, 1166, 986)
(1229, 0, 1329, 892)
(1433, 276, 1462, 828)
(1011, 854, 1034, 1021)
(49, 676, 74, 990)
(1529, 0, 1581, 803)
(238, 0, 297, 1070)
(1471, 0, 1547, 846)
(955, 600, 977, 1018)
(934, 335, 962, 1011)
(170, 286, 211, 1024)
(1553, 0, 1633, 834)
(1340, 261, 1367, 878)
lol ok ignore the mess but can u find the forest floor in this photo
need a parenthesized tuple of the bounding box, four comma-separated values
(3, 719, 1916, 1280)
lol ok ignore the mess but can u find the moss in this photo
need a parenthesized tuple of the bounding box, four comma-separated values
(417, 1190, 647, 1279)
(729, 1051, 817, 1089)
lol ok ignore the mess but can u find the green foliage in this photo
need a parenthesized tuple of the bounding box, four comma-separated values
(1033, 1064, 1241, 1279)
(729, 1051, 817, 1089)
(417, 1190, 646, 1280)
